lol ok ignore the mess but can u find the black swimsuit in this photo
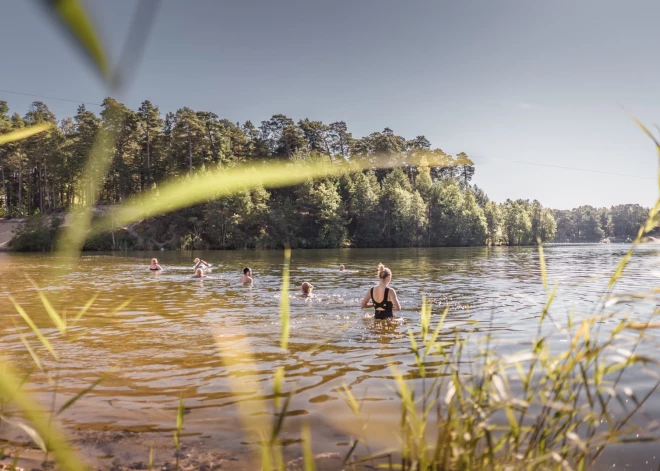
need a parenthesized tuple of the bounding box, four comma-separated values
(371, 287, 394, 319)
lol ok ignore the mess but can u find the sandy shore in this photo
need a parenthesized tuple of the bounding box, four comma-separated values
(0, 220, 21, 250)
(0, 428, 345, 471)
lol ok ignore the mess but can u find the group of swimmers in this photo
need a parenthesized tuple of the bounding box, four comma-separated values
(147, 258, 401, 320)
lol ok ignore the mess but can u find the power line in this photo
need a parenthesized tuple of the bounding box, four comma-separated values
(461, 154, 655, 181)
(0, 88, 102, 107)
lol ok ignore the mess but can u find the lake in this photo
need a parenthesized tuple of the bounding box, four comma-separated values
(1, 245, 659, 470)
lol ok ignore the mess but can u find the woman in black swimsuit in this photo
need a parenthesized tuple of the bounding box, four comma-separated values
(360, 263, 401, 319)
(149, 258, 162, 271)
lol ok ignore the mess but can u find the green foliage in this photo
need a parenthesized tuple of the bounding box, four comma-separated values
(1, 100, 567, 249)
(9, 215, 62, 252)
(82, 228, 137, 251)
(554, 204, 648, 243)
(503, 199, 533, 245)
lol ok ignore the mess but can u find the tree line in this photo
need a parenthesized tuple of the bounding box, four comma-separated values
(0, 99, 649, 251)
(553, 205, 649, 243)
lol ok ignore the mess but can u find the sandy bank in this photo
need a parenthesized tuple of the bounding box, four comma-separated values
(0, 220, 22, 250)
(0, 428, 344, 471)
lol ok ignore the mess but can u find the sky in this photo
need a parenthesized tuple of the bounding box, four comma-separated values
(2, 0, 659, 209)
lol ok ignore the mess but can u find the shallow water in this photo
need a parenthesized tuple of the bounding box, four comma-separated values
(0, 245, 659, 469)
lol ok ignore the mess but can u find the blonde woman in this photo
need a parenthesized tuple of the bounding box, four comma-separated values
(360, 263, 401, 319)
(149, 258, 162, 271)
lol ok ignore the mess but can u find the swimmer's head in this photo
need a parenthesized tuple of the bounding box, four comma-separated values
(339, 264, 345, 271)
(195, 268, 204, 277)
(151, 258, 158, 264)
(377, 263, 392, 282)
(194, 258, 200, 264)
(243, 267, 251, 276)
(301, 282, 314, 295)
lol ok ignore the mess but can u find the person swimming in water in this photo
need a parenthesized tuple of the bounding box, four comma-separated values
(240, 267, 253, 284)
(193, 258, 211, 271)
(339, 264, 345, 272)
(149, 258, 162, 271)
(301, 282, 314, 297)
(360, 263, 401, 319)
(192, 268, 206, 279)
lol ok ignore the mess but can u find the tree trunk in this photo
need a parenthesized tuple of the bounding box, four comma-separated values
(188, 125, 193, 177)
(27, 165, 31, 216)
(44, 159, 49, 212)
(38, 161, 44, 214)
(18, 158, 23, 217)
(146, 126, 151, 188)
(206, 124, 218, 163)
(1, 165, 8, 218)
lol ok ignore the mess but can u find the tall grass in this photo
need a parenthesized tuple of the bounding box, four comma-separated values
(2, 285, 109, 470)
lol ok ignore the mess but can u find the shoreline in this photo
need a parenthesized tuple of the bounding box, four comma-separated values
(0, 220, 22, 251)
(0, 427, 345, 471)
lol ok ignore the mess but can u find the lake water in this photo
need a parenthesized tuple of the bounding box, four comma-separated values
(0, 245, 659, 470)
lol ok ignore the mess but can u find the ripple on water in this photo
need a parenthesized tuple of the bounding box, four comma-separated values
(0, 246, 658, 467)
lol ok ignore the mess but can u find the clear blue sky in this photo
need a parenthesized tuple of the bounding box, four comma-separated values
(2, 0, 659, 209)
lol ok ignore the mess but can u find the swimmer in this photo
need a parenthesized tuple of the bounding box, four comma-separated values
(360, 263, 401, 320)
(193, 258, 211, 271)
(339, 264, 345, 272)
(301, 282, 314, 297)
(192, 268, 206, 279)
(240, 267, 253, 284)
(149, 258, 162, 271)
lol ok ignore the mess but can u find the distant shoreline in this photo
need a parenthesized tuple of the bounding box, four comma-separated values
(0, 218, 651, 253)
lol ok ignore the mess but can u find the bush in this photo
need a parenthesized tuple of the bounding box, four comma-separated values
(9, 215, 62, 252)
(82, 229, 137, 251)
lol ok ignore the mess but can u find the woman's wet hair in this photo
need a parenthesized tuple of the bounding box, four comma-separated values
(195, 268, 203, 277)
(194, 258, 200, 263)
(301, 282, 314, 294)
(151, 258, 158, 264)
(243, 267, 251, 275)
(377, 263, 392, 280)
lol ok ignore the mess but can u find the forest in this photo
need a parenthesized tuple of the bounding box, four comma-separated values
(0, 99, 649, 251)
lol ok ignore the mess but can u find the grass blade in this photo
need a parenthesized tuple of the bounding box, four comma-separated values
(18, 332, 45, 374)
(273, 366, 285, 409)
(90, 153, 460, 235)
(280, 248, 291, 350)
(40, 0, 109, 79)
(270, 393, 292, 445)
(29, 278, 66, 334)
(0, 415, 48, 453)
(175, 396, 184, 445)
(72, 293, 99, 325)
(174, 396, 184, 470)
(424, 307, 449, 357)
(0, 360, 87, 470)
(0, 123, 53, 145)
(9, 295, 59, 361)
(57, 375, 106, 415)
(301, 423, 316, 471)
(537, 237, 548, 291)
